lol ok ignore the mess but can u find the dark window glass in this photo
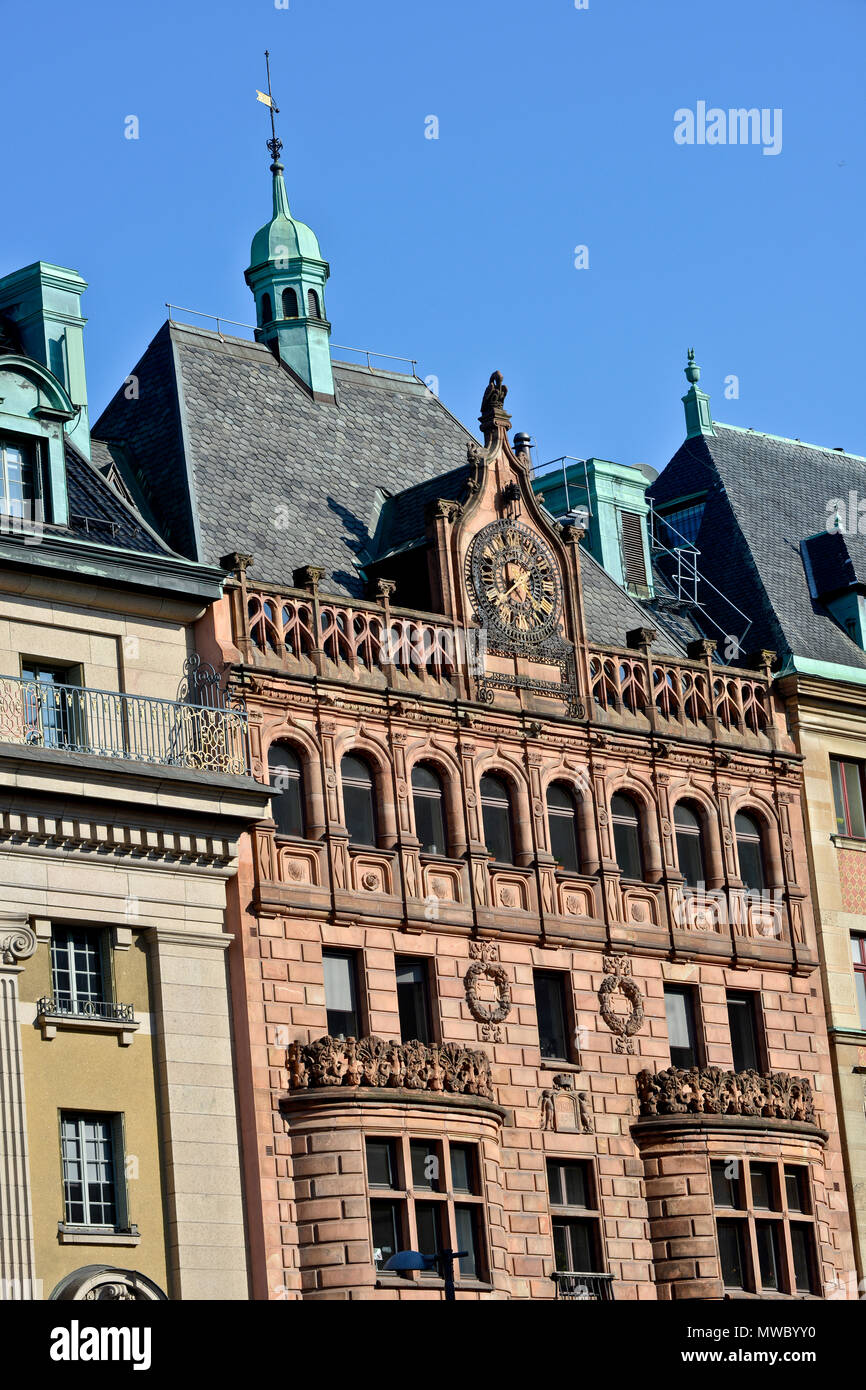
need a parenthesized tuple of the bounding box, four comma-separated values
(853, 936, 866, 1029)
(727, 991, 761, 1072)
(611, 793, 644, 880)
(61, 1114, 119, 1228)
(756, 1221, 783, 1290)
(370, 1199, 402, 1270)
(395, 956, 432, 1043)
(547, 783, 580, 871)
(455, 1204, 483, 1279)
(268, 744, 305, 837)
(735, 811, 766, 892)
(831, 758, 866, 838)
(547, 1158, 591, 1210)
(655, 502, 705, 549)
(261, 293, 273, 323)
(415, 1200, 444, 1270)
(674, 802, 706, 888)
(711, 1160, 740, 1209)
(410, 1140, 441, 1191)
(412, 764, 447, 855)
(717, 1218, 747, 1289)
(450, 1145, 477, 1195)
(784, 1166, 809, 1214)
(51, 928, 105, 1011)
(341, 754, 377, 846)
(365, 1138, 398, 1189)
(664, 985, 700, 1068)
(281, 287, 298, 318)
(307, 288, 321, 317)
(750, 1163, 777, 1211)
(22, 662, 81, 749)
(552, 1219, 597, 1272)
(323, 949, 360, 1037)
(548, 1160, 601, 1273)
(534, 971, 570, 1060)
(480, 774, 514, 863)
(790, 1224, 817, 1293)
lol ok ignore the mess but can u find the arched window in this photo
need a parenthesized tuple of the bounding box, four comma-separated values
(547, 783, 579, 872)
(261, 292, 273, 324)
(480, 774, 515, 864)
(674, 801, 706, 888)
(282, 287, 298, 318)
(341, 754, 378, 846)
(735, 811, 766, 892)
(611, 793, 644, 880)
(412, 764, 447, 855)
(268, 744, 305, 837)
(307, 288, 321, 318)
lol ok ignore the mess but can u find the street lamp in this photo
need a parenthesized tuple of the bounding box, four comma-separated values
(384, 1249, 468, 1301)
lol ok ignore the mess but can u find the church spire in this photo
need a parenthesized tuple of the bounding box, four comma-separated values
(245, 53, 335, 401)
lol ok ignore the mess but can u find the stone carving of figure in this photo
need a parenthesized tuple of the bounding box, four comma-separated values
(577, 1091, 595, 1135)
(540, 1089, 556, 1131)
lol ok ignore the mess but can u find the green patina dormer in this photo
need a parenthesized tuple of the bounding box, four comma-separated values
(0, 262, 91, 527)
(244, 159, 335, 401)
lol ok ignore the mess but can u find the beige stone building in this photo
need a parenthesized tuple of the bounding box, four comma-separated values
(0, 261, 269, 1301)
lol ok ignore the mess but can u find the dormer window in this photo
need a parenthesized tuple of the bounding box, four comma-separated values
(0, 435, 38, 520)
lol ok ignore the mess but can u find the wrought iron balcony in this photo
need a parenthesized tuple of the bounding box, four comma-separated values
(36, 996, 135, 1024)
(0, 672, 250, 775)
(550, 1271, 615, 1301)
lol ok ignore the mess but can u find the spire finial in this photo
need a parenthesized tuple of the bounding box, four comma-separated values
(256, 50, 283, 170)
(684, 347, 701, 386)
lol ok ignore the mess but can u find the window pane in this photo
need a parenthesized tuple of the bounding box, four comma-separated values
(534, 971, 569, 1060)
(395, 957, 431, 1043)
(342, 756, 377, 845)
(843, 762, 866, 837)
(790, 1224, 816, 1293)
(727, 992, 760, 1072)
(323, 951, 359, 1037)
(51, 929, 104, 1009)
(410, 1140, 440, 1191)
(831, 758, 848, 835)
(613, 821, 643, 880)
(61, 1114, 117, 1228)
(717, 1219, 747, 1289)
(755, 1221, 782, 1290)
(711, 1160, 740, 1208)
(365, 1138, 397, 1189)
(735, 814, 765, 892)
(750, 1163, 777, 1210)
(480, 775, 514, 863)
(455, 1204, 482, 1280)
(268, 745, 304, 837)
(547, 1158, 590, 1209)
(664, 986, 699, 1068)
(784, 1166, 809, 1214)
(552, 1217, 596, 1271)
(547, 785, 580, 871)
(676, 827, 705, 888)
(552, 1218, 571, 1272)
(450, 1144, 477, 1195)
(415, 1200, 443, 1269)
(412, 766, 447, 855)
(370, 1199, 402, 1270)
(854, 948, 866, 1029)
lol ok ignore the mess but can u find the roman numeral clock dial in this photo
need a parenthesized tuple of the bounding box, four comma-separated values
(468, 520, 562, 647)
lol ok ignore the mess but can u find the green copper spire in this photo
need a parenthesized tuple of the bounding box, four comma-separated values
(681, 348, 715, 438)
(244, 54, 334, 401)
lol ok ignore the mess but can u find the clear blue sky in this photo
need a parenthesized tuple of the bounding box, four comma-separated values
(4, 0, 864, 471)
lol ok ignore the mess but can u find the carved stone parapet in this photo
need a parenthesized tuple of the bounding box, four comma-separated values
(286, 1033, 493, 1099)
(635, 1066, 817, 1125)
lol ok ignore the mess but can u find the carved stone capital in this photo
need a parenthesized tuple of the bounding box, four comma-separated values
(0, 919, 37, 966)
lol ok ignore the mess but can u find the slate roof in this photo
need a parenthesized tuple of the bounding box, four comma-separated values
(648, 425, 866, 670)
(372, 463, 474, 558)
(579, 548, 686, 657)
(62, 441, 169, 555)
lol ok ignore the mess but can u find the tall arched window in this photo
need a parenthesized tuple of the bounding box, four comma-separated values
(282, 287, 299, 318)
(480, 774, 515, 864)
(307, 288, 321, 318)
(547, 783, 579, 871)
(412, 764, 447, 855)
(735, 811, 766, 892)
(261, 292, 273, 323)
(611, 793, 644, 880)
(341, 754, 378, 846)
(268, 744, 305, 837)
(674, 801, 706, 888)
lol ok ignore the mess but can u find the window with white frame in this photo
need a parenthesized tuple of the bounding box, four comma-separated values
(60, 1113, 123, 1229)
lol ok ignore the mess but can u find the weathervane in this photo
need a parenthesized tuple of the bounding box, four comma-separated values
(255, 50, 282, 166)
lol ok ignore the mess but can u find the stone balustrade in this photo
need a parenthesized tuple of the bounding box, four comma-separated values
(286, 1033, 493, 1099)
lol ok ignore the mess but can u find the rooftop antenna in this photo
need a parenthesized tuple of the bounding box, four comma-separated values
(256, 50, 283, 168)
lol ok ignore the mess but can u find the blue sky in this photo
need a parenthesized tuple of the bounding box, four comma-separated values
(4, 0, 864, 472)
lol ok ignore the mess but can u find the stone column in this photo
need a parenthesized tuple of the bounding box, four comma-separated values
(145, 925, 248, 1301)
(0, 918, 37, 1300)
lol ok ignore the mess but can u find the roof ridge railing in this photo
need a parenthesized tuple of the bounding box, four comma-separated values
(164, 304, 418, 375)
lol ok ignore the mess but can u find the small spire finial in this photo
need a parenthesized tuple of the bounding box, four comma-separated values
(684, 347, 701, 386)
(257, 50, 283, 170)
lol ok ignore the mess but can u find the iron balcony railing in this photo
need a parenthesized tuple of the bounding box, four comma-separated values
(0, 675, 250, 776)
(550, 1271, 615, 1301)
(36, 996, 135, 1024)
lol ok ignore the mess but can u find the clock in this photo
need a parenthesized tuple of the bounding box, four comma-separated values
(468, 519, 562, 644)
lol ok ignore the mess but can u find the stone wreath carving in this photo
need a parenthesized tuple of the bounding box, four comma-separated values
(636, 1066, 817, 1125)
(286, 1034, 493, 1099)
(598, 954, 644, 1054)
(464, 958, 512, 1025)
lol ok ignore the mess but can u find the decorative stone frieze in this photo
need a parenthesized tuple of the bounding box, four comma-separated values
(636, 1066, 817, 1124)
(286, 1034, 493, 1099)
(598, 954, 645, 1053)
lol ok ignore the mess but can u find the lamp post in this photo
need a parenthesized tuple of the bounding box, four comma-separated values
(384, 1249, 467, 1301)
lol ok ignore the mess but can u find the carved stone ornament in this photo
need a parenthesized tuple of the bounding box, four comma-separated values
(636, 1066, 817, 1125)
(598, 954, 644, 1054)
(286, 1034, 493, 1100)
(464, 957, 512, 1025)
(540, 1073, 595, 1133)
(0, 921, 37, 965)
(49, 1266, 167, 1302)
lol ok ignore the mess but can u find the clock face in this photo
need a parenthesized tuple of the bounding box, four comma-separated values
(469, 520, 562, 643)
